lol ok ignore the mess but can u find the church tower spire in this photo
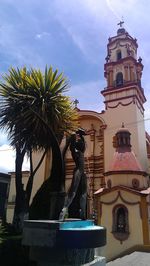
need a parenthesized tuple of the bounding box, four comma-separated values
(101, 25, 148, 172)
(103, 23, 145, 107)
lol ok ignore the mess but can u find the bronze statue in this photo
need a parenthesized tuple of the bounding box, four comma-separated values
(59, 128, 87, 220)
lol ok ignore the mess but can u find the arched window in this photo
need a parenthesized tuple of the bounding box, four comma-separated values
(116, 72, 123, 87)
(107, 179, 112, 189)
(117, 50, 122, 60)
(117, 207, 126, 232)
(112, 204, 129, 242)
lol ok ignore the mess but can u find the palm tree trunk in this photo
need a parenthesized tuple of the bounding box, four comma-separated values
(28, 108, 65, 219)
(29, 107, 65, 190)
(25, 149, 47, 212)
(13, 145, 26, 232)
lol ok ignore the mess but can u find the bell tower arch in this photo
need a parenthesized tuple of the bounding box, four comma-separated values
(102, 23, 148, 172)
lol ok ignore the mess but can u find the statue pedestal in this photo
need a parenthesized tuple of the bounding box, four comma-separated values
(22, 219, 106, 265)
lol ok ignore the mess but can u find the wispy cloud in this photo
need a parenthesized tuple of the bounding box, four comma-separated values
(35, 31, 51, 40)
(51, 0, 109, 63)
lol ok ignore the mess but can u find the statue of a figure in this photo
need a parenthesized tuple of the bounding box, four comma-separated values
(59, 128, 87, 220)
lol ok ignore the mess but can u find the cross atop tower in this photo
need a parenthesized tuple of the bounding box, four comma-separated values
(117, 21, 124, 28)
(74, 99, 79, 108)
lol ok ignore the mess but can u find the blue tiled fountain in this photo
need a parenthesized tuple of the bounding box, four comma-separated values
(22, 219, 106, 266)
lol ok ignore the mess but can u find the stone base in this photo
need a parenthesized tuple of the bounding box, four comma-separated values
(30, 246, 95, 265)
(34, 256, 106, 266)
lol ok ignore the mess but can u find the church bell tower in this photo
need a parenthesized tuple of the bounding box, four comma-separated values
(101, 22, 148, 172)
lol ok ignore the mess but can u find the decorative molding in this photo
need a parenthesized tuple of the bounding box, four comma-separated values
(104, 169, 147, 177)
(105, 95, 144, 115)
(112, 231, 130, 243)
(100, 191, 140, 206)
(101, 192, 119, 205)
(106, 99, 133, 109)
(78, 111, 106, 125)
(102, 84, 146, 104)
(140, 197, 149, 244)
(132, 178, 140, 189)
(104, 56, 142, 70)
(107, 35, 138, 49)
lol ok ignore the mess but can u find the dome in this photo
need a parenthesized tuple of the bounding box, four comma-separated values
(116, 123, 129, 133)
(109, 124, 144, 173)
(109, 150, 143, 172)
(116, 126, 130, 134)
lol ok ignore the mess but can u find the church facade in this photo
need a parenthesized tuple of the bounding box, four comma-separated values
(6, 25, 150, 260)
(64, 25, 150, 260)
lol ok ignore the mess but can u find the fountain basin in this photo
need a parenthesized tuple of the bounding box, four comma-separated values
(59, 220, 106, 249)
(22, 219, 106, 265)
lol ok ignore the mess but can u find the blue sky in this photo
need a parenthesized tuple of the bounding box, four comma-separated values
(0, 0, 150, 172)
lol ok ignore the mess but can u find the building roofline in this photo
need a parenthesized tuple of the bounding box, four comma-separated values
(94, 185, 148, 197)
(104, 170, 148, 177)
(0, 172, 11, 178)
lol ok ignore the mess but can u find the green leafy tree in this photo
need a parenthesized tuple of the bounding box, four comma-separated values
(0, 66, 78, 231)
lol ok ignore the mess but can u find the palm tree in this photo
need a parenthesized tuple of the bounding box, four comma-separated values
(0, 66, 78, 230)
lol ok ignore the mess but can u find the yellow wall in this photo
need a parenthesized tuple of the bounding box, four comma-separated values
(6, 150, 50, 223)
(7, 171, 30, 223)
(31, 150, 47, 200)
(105, 173, 148, 189)
(28, 113, 105, 201)
(97, 190, 144, 260)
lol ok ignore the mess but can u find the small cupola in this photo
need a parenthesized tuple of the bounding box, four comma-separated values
(116, 123, 131, 150)
(107, 124, 144, 173)
(104, 124, 147, 190)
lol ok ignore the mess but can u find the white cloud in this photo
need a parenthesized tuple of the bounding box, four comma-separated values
(0, 145, 29, 173)
(0, 132, 8, 146)
(0, 145, 15, 173)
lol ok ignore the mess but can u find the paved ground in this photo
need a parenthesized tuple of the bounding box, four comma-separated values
(107, 251, 150, 266)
